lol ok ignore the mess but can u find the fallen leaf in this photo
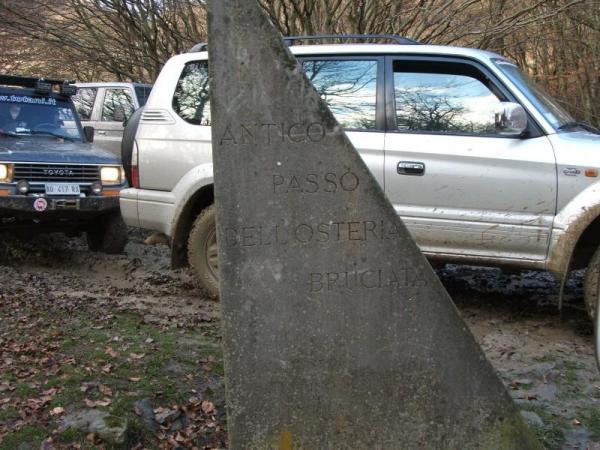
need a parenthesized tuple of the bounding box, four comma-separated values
(201, 400, 215, 414)
(105, 346, 119, 358)
(129, 353, 145, 360)
(85, 398, 112, 408)
(128, 376, 141, 382)
(99, 385, 113, 397)
(50, 406, 65, 415)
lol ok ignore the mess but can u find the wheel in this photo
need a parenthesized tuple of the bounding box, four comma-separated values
(86, 213, 128, 254)
(188, 205, 219, 297)
(584, 245, 600, 319)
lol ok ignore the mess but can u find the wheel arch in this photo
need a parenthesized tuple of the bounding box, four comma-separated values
(170, 184, 214, 269)
(548, 188, 600, 277)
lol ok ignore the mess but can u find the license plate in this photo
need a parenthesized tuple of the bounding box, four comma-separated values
(45, 183, 81, 196)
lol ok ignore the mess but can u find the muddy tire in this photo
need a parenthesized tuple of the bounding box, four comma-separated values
(188, 205, 219, 297)
(86, 213, 128, 254)
(584, 245, 600, 319)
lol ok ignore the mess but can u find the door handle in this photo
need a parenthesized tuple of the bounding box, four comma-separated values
(397, 161, 425, 176)
(96, 130, 107, 135)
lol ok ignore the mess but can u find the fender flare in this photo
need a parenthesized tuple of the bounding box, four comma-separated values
(547, 183, 600, 278)
(168, 163, 215, 268)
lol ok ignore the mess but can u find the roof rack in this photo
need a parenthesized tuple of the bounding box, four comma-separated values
(284, 34, 420, 46)
(0, 75, 77, 96)
(188, 34, 420, 53)
(189, 43, 208, 53)
(0, 75, 75, 89)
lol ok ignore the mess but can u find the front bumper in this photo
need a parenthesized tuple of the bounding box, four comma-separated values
(0, 194, 119, 222)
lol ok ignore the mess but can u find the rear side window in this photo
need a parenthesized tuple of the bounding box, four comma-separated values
(393, 60, 505, 135)
(172, 61, 211, 126)
(72, 88, 97, 121)
(102, 88, 135, 122)
(135, 86, 152, 107)
(302, 59, 378, 130)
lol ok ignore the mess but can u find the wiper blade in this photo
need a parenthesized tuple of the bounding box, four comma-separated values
(558, 121, 600, 134)
(0, 130, 21, 138)
(29, 130, 77, 142)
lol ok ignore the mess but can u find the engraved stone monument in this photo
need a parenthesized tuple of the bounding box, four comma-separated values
(207, 1, 541, 448)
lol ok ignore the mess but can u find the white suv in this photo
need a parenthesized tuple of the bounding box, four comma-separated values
(120, 36, 600, 313)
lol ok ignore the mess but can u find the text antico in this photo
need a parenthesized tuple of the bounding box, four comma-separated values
(309, 267, 429, 293)
(223, 220, 404, 248)
(219, 122, 327, 145)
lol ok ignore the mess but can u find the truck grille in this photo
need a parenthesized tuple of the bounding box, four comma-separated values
(13, 164, 100, 183)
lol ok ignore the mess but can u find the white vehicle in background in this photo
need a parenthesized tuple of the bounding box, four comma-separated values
(119, 35, 600, 316)
(72, 82, 152, 157)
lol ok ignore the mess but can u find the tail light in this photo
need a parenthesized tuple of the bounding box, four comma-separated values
(131, 140, 140, 188)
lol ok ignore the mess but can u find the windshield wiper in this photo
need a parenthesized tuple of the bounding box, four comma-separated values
(558, 121, 600, 134)
(0, 130, 21, 138)
(29, 130, 78, 142)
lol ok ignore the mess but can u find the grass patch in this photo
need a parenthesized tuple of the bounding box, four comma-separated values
(557, 360, 584, 400)
(14, 383, 38, 399)
(0, 424, 47, 450)
(0, 406, 19, 422)
(579, 406, 600, 440)
(519, 404, 566, 449)
(0, 303, 224, 449)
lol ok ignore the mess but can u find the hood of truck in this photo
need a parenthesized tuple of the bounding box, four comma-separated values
(549, 130, 600, 164)
(549, 130, 600, 212)
(0, 137, 120, 165)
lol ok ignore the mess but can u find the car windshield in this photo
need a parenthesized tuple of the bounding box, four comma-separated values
(494, 60, 574, 130)
(0, 94, 82, 141)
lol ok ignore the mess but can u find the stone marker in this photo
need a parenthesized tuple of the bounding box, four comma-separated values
(207, 1, 542, 448)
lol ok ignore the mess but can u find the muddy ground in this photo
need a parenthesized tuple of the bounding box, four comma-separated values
(0, 231, 599, 449)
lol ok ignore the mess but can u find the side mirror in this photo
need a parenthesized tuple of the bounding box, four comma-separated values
(83, 126, 94, 143)
(495, 102, 527, 137)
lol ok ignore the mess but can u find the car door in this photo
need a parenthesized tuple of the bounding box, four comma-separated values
(95, 87, 136, 156)
(384, 57, 557, 262)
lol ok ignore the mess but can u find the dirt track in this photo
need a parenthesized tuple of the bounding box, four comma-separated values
(1, 231, 599, 449)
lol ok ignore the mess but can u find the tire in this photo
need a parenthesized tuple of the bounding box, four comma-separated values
(86, 213, 128, 254)
(188, 205, 219, 297)
(584, 245, 600, 319)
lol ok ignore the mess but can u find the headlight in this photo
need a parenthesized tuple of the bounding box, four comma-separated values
(0, 163, 13, 183)
(100, 166, 122, 185)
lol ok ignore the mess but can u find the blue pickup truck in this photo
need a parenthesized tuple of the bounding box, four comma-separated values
(0, 75, 128, 253)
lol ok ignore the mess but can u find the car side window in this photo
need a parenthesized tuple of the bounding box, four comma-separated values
(393, 60, 506, 135)
(101, 88, 135, 122)
(135, 86, 152, 107)
(172, 61, 211, 126)
(302, 59, 377, 130)
(72, 88, 97, 121)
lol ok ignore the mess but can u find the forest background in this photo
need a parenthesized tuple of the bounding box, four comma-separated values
(1, 0, 599, 126)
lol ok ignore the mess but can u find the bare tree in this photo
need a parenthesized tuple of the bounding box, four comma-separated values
(0, 0, 207, 82)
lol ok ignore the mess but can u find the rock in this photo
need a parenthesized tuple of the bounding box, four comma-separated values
(134, 398, 157, 431)
(206, 0, 542, 447)
(533, 383, 558, 402)
(170, 415, 189, 432)
(154, 408, 181, 425)
(510, 389, 527, 399)
(162, 359, 183, 376)
(62, 409, 127, 444)
(520, 411, 544, 428)
(144, 232, 170, 246)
